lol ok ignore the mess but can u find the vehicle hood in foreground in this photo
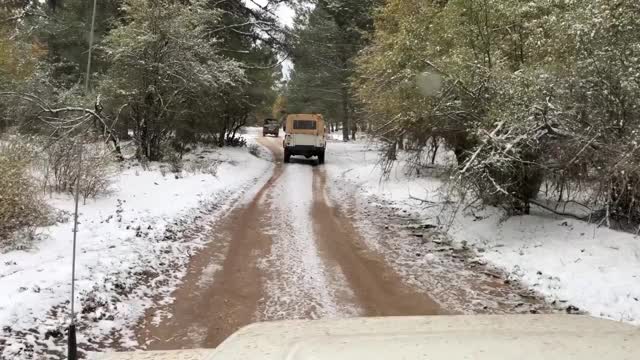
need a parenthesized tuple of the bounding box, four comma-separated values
(94, 315, 640, 360)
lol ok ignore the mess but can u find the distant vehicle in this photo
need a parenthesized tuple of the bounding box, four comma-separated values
(95, 315, 640, 359)
(283, 113, 326, 164)
(262, 118, 280, 137)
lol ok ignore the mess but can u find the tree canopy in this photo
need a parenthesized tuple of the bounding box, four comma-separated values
(1, 0, 289, 159)
(354, 0, 640, 224)
(285, 0, 379, 139)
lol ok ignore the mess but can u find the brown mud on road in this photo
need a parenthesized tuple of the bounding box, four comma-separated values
(137, 136, 547, 352)
(137, 137, 284, 350)
(311, 167, 444, 316)
(325, 172, 556, 317)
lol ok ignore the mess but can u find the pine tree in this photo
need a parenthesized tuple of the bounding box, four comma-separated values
(286, 0, 379, 140)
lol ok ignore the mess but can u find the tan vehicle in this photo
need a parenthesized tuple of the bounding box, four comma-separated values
(283, 113, 326, 164)
(262, 118, 280, 137)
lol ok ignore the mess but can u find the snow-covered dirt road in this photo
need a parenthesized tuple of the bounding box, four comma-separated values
(136, 135, 550, 351)
(3, 129, 636, 358)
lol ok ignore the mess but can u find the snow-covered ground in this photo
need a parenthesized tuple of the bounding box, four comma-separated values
(324, 135, 640, 325)
(0, 129, 272, 358)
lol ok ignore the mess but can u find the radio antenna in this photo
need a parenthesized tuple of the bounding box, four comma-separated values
(68, 0, 97, 357)
(67, 142, 82, 360)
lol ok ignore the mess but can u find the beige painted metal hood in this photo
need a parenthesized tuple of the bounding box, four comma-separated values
(94, 315, 640, 360)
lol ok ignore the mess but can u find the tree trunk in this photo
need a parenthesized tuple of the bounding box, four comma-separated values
(387, 141, 397, 161)
(454, 146, 468, 168)
(94, 105, 124, 161)
(135, 117, 147, 160)
(118, 116, 131, 140)
(108, 133, 124, 161)
(451, 133, 476, 169)
(0, 118, 7, 133)
(609, 173, 640, 224)
(136, 122, 162, 161)
(430, 137, 439, 164)
(217, 130, 225, 147)
(341, 75, 350, 141)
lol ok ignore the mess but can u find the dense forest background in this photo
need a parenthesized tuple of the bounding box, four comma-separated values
(287, 0, 640, 229)
(355, 0, 640, 227)
(1, 0, 287, 157)
(3, 0, 640, 241)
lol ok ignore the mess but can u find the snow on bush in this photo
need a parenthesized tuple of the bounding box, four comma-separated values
(0, 139, 49, 249)
(41, 139, 116, 202)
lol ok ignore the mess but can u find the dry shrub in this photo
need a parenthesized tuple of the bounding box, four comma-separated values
(165, 151, 183, 174)
(248, 144, 260, 157)
(0, 141, 49, 248)
(79, 144, 116, 203)
(43, 139, 115, 202)
(0, 134, 114, 248)
(43, 138, 80, 193)
(185, 158, 219, 177)
(161, 142, 184, 174)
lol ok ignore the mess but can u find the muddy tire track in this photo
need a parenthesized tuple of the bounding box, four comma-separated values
(311, 167, 444, 316)
(138, 138, 283, 349)
(137, 136, 446, 351)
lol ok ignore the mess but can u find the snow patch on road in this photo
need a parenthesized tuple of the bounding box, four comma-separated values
(196, 262, 224, 289)
(258, 163, 358, 320)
